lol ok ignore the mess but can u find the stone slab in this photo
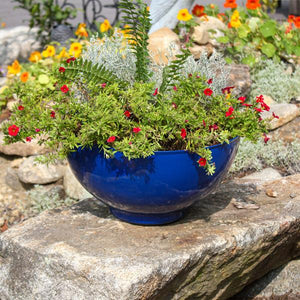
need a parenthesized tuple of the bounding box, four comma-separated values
(0, 175, 300, 300)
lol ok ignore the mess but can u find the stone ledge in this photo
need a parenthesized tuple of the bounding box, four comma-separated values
(0, 175, 300, 300)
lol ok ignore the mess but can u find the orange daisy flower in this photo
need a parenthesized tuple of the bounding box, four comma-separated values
(224, 0, 237, 9)
(246, 0, 261, 10)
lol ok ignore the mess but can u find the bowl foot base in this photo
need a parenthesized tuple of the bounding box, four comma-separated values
(109, 207, 184, 225)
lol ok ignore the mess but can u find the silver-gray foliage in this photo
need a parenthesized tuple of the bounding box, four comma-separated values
(231, 138, 300, 174)
(251, 60, 300, 103)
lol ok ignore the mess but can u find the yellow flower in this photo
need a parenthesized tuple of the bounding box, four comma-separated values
(7, 60, 21, 75)
(69, 42, 82, 58)
(230, 10, 241, 28)
(20, 72, 29, 83)
(42, 45, 56, 58)
(75, 23, 88, 37)
(29, 51, 42, 62)
(177, 8, 192, 22)
(226, 93, 231, 100)
(1, 22, 6, 28)
(56, 47, 69, 60)
(100, 19, 112, 33)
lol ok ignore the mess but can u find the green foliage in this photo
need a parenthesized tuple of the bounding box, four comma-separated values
(118, 0, 152, 82)
(231, 138, 300, 174)
(260, 0, 279, 13)
(250, 60, 300, 103)
(13, 0, 77, 45)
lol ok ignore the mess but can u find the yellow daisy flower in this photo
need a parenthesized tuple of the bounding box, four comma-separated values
(100, 19, 112, 33)
(69, 42, 82, 58)
(42, 45, 56, 58)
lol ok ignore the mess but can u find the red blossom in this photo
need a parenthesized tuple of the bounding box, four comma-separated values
(35, 128, 41, 132)
(172, 102, 177, 109)
(192, 4, 205, 17)
(188, 73, 192, 78)
(8, 125, 20, 136)
(256, 95, 264, 103)
(173, 86, 178, 91)
(185, 119, 189, 123)
(242, 103, 253, 107)
(225, 106, 234, 117)
(133, 127, 141, 133)
(203, 88, 213, 96)
(209, 124, 219, 131)
(50, 111, 55, 118)
(124, 110, 131, 118)
(153, 88, 158, 96)
(60, 85, 69, 93)
(26, 137, 32, 142)
(181, 128, 187, 139)
(18, 105, 24, 111)
(66, 57, 76, 63)
(272, 112, 279, 119)
(59, 67, 65, 73)
(222, 86, 235, 94)
(198, 157, 206, 167)
(207, 78, 213, 84)
(107, 136, 116, 143)
(254, 107, 263, 113)
(263, 133, 270, 144)
(261, 102, 270, 111)
(101, 83, 107, 88)
(238, 96, 246, 103)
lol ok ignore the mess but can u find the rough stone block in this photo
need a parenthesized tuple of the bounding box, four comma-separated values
(0, 175, 300, 299)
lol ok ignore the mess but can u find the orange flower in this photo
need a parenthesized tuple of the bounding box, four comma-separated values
(288, 15, 296, 23)
(7, 60, 21, 75)
(20, 72, 29, 83)
(42, 45, 56, 58)
(295, 16, 300, 28)
(192, 5, 205, 17)
(29, 51, 42, 62)
(224, 0, 237, 9)
(75, 23, 88, 37)
(100, 19, 112, 32)
(246, 0, 261, 10)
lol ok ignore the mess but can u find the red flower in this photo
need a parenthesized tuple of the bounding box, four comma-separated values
(8, 125, 20, 136)
(133, 127, 141, 133)
(288, 15, 296, 23)
(35, 128, 41, 132)
(173, 86, 177, 91)
(66, 57, 76, 63)
(198, 157, 207, 167)
(254, 107, 263, 113)
(181, 128, 187, 139)
(18, 105, 24, 111)
(153, 88, 158, 96)
(124, 110, 131, 118)
(242, 103, 253, 107)
(107, 136, 116, 143)
(209, 124, 219, 131)
(50, 111, 55, 118)
(202, 120, 206, 127)
(101, 83, 107, 88)
(26, 137, 32, 142)
(207, 78, 213, 84)
(59, 67, 65, 73)
(185, 119, 189, 123)
(261, 102, 270, 111)
(222, 86, 235, 94)
(192, 4, 205, 17)
(188, 73, 193, 78)
(238, 96, 246, 103)
(60, 85, 69, 93)
(272, 112, 279, 119)
(295, 17, 300, 28)
(225, 106, 234, 117)
(172, 102, 177, 109)
(256, 95, 264, 103)
(203, 88, 213, 96)
(263, 133, 270, 144)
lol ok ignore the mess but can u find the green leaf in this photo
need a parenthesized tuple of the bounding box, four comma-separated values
(237, 24, 250, 39)
(217, 36, 229, 43)
(248, 17, 260, 32)
(38, 74, 50, 85)
(294, 46, 300, 56)
(241, 55, 256, 67)
(260, 21, 276, 38)
(234, 38, 246, 52)
(261, 43, 276, 58)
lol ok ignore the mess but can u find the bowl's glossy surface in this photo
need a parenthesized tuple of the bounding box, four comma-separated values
(68, 137, 239, 225)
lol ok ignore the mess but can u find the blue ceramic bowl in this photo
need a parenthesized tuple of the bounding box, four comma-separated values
(68, 137, 239, 225)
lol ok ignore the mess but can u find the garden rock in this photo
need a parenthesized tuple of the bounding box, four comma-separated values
(189, 43, 214, 59)
(232, 259, 300, 299)
(148, 27, 180, 65)
(63, 165, 92, 200)
(0, 174, 299, 299)
(0, 132, 48, 157)
(269, 117, 300, 143)
(239, 168, 282, 185)
(17, 156, 65, 185)
(0, 26, 40, 66)
(261, 103, 300, 130)
(226, 64, 252, 96)
(5, 167, 25, 191)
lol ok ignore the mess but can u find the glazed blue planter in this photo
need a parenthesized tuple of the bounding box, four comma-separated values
(68, 137, 239, 225)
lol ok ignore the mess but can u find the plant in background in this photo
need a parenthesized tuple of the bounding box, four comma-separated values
(260, 0, 279, 13)
(13, 0, 77, 45)
(3, 0, 272, 175)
